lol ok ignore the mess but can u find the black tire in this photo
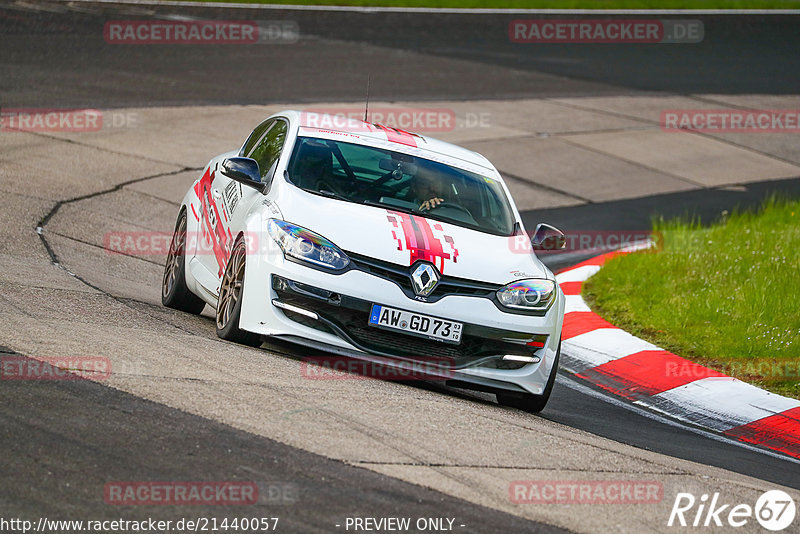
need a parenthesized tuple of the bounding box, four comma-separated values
(215, 238, 262, 347)
(162, 211, 206, 314)
(496, 340, 561, 413)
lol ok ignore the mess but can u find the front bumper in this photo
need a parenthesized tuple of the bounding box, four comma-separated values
(272, 274, 549, 369)
(239, 251, 564, 395)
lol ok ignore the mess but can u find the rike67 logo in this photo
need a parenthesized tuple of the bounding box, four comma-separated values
(668, 490, 796, 531)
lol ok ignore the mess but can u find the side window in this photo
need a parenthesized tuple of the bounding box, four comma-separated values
(249, 120, 288, 180)
(240, 120, 272, 157)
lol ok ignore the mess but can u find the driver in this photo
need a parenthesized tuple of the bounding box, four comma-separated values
(408, 168, 449, 212)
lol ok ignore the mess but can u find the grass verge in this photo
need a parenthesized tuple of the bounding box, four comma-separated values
(583, 196, 800, 399)
(176, 1, 800, 10)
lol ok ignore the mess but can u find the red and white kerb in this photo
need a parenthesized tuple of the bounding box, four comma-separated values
(557, 250, 800, 460)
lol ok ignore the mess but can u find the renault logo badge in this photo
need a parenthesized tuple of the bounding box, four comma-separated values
(410, 262, 439, 297)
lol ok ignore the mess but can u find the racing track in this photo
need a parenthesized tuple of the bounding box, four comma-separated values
(2, 2, 800, 533)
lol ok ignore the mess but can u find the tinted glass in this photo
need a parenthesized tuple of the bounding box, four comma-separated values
(286, 137, 515, 236)
(250, 120, 287, 179)
(241, 119, 272, 157)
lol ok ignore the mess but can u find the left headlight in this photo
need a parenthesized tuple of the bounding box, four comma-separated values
(496, 279, 556, 312)
(267, 219, 350, 271)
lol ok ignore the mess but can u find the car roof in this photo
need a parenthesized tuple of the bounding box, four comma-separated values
(276, 110, 497, 173)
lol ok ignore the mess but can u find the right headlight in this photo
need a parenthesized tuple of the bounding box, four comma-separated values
(496, 279, 556, 312)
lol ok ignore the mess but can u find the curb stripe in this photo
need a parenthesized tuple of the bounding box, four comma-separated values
(564, 328, 659, 368)
(562, 311, 615, 340)
(565, 250, 621, 270)
(564, 295, 592, 313)
(646, 377, 800, 432)
(556, 264, 600, 283)
(723, 407, 800, 460)
(576, 350, 726, 400)
(559, 281, 583, 295)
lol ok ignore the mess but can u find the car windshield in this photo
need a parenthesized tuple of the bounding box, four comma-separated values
(286, 137, 516, 236)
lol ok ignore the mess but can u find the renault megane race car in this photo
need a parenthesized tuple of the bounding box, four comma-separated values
(162, 110, 566, 412)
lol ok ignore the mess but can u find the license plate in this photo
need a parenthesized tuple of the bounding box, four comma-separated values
(368, 304, 462, 344)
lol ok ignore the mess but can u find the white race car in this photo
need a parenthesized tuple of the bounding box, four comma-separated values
(162, 111, 566, 412)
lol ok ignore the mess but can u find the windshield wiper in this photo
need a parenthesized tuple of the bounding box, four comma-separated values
(363, 200, 416, 215)
(316, 189, 349, 201)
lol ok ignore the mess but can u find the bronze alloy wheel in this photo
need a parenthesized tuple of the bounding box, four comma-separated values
(214, 239, 261, 347)
(161, 211, 206, 314)
(216, 240, 246, 330)
(162, 215, 187, 300)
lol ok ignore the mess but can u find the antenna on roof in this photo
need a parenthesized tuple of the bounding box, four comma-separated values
(364, 75, 371, 123)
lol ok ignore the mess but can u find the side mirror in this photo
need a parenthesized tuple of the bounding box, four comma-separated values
(221, 157, 263, 190)
(531, 223, 566, 251)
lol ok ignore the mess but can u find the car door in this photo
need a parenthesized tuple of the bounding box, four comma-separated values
(194, 118, 287, 293)
(193, 160, 234, 289)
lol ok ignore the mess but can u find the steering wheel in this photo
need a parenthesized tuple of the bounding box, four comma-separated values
(427, 201, 473, 217)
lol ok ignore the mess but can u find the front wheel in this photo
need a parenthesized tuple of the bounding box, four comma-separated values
(496, 340, 561, 413)
(162, 211, 206, 314)
(215, 238, 262, 347)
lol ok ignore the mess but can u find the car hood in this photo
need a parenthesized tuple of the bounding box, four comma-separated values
(275, 190, 550, 285)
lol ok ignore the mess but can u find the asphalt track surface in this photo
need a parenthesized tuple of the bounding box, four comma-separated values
(3, 3, 800, 107)
(2, 2, 800, 532)
(0, 349, 558, 532)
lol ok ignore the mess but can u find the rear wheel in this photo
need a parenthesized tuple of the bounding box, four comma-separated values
(215, 238, 262, 347)
(162, 211, 206, 314)
(496, 341, 561, 413)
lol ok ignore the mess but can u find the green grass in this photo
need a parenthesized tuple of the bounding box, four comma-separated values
(179, 0, 800, 9)
(583, 196, 800, 399)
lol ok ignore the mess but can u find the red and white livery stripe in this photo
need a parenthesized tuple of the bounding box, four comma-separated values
(386, 210, 457, 273)
(376, 124, 418, 147)
(556, 245, 800, 460)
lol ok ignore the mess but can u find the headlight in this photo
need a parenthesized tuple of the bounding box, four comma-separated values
(267, 219, 350, 271)
(496, 279, 556, 312)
